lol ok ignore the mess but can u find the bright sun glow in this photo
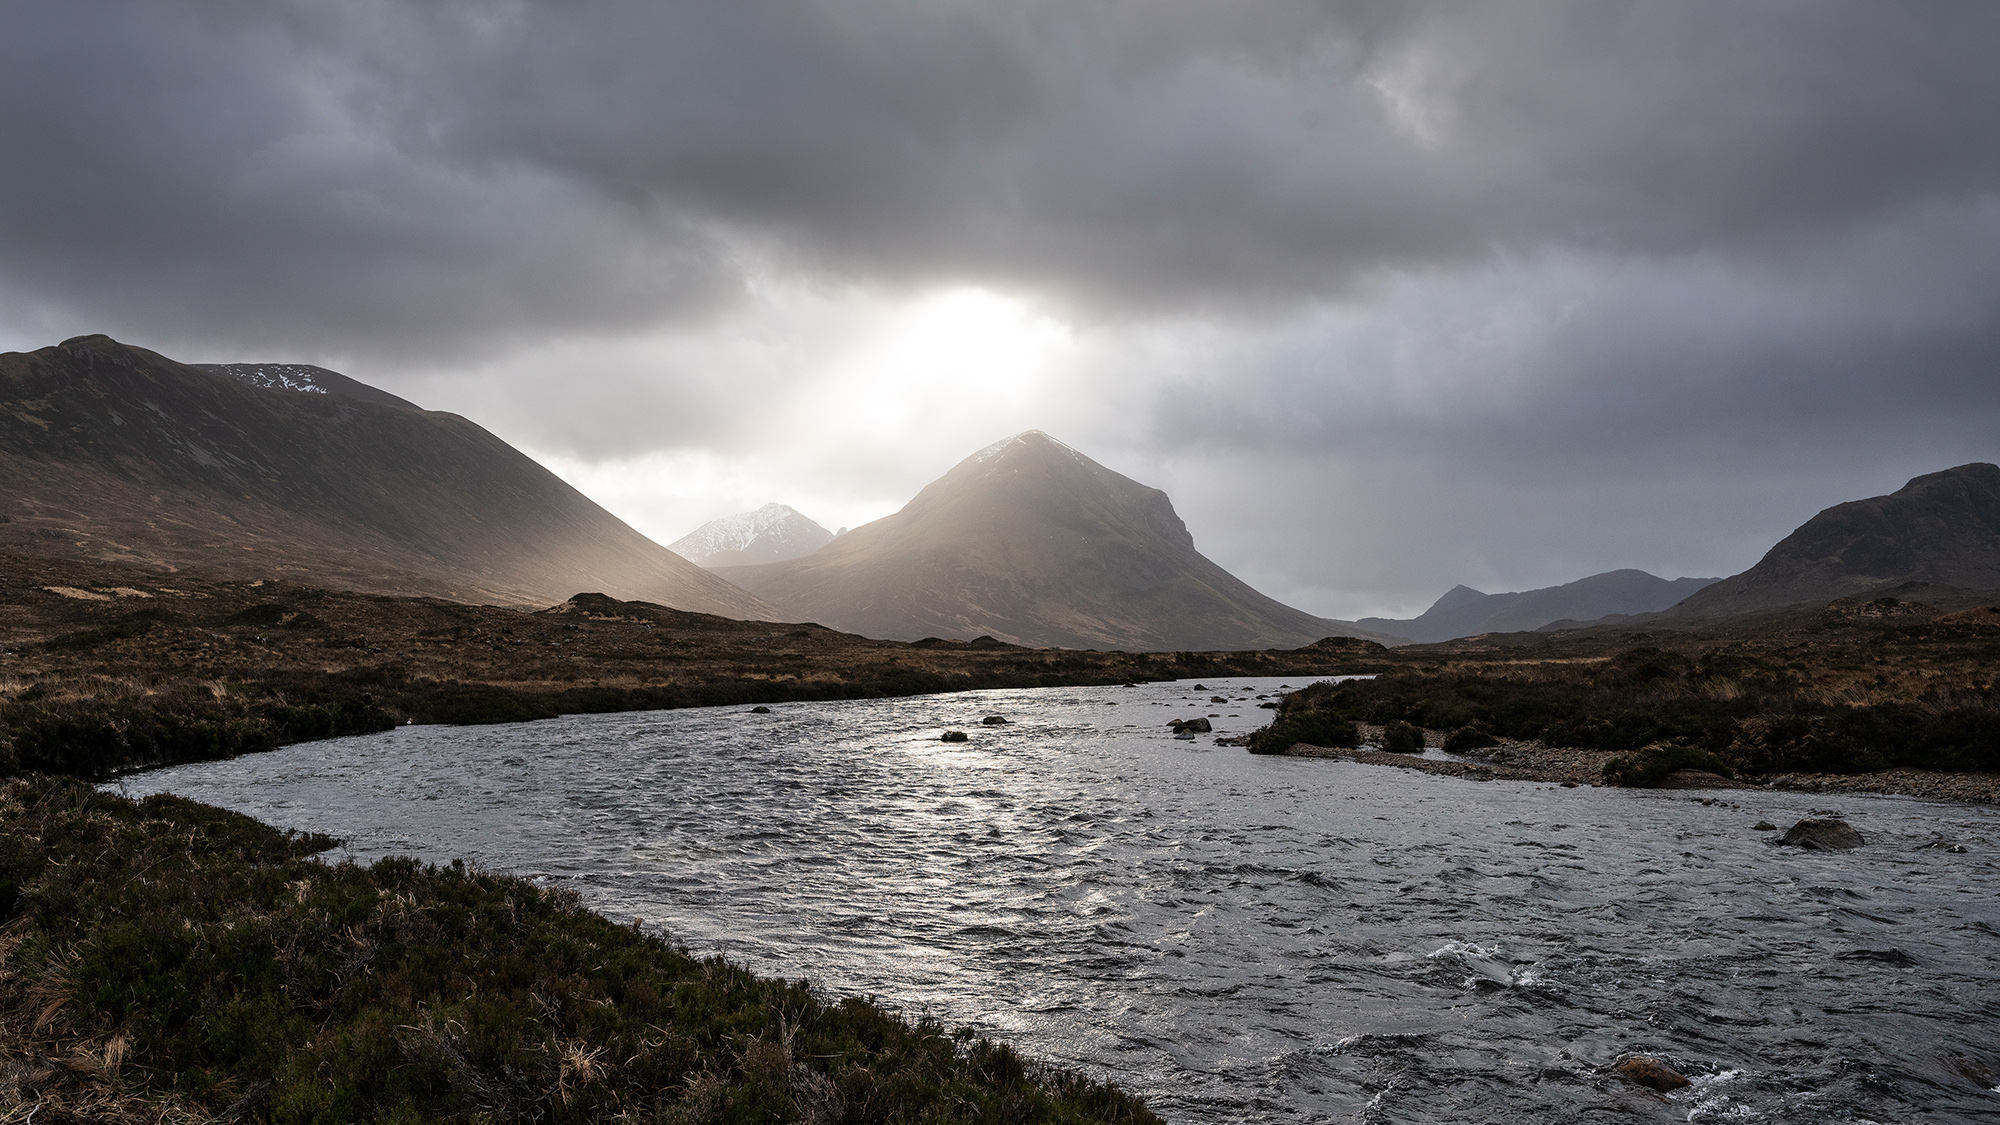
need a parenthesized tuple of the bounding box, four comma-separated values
(804, 288, 1071, 439)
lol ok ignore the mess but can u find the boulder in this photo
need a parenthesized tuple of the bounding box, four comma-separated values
(1753, 821, 1777, 831)
(1779, 817, 1864, 850)
(1613, 1057, 1691, 1093)
(981, 714, 1011, 725)
(1209, 696, 1229, 703)
(940, 730, 969, 742)
(1169, 717, 1212, 733)
(749, 705, 771, 714)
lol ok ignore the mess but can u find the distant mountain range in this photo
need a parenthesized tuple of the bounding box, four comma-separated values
(0, 335, 779, 619)
(1357, 570, 1720, 643)
(711, 431, 1393, 650)
(1668, 462, 2000, 618)
(670, 503, 835, 567)
(9, 335, 1992, 651)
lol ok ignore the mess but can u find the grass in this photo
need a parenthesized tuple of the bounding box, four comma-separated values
(0, 774, 1160, 1124)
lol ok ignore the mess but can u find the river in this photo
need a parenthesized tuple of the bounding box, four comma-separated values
(114, 676, 2000, 1123)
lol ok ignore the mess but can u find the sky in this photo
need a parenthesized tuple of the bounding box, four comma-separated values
(4, 1, 1998, 619)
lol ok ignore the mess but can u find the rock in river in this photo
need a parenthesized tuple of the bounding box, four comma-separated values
(941, 730, 969, 742)
(1779, 817, 1865, 850)
(981, 714, 1011, 725)
(1170, 717, 1212, 734)
(1614, 1056, 1691, 1093)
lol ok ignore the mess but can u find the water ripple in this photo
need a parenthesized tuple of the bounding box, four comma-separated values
(115, 676, 2000, 1123)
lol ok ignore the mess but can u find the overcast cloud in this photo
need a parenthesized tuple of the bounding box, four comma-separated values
(4, 1, 1997, 617)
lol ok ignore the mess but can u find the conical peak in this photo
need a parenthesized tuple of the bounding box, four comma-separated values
(965, 430, 1085, 469)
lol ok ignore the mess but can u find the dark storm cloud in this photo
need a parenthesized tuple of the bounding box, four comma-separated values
(4, 0, 1998, 615)
(7, 0, 1999, 352)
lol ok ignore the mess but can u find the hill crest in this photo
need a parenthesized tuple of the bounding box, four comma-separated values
(712, 430, 1392, 650)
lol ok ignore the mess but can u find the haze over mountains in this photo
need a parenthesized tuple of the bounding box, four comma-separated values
(1358, 570, 1720, 644)
(669, 504, 835, 567)
(0, 336, 779, 619)
(712, 431, 1392, 650)
(5, 335, 1994, 653)
(1668, 462, 2000, 618)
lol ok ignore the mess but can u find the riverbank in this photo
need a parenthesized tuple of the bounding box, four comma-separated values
(1245, 594, 2000, 802)
(0, 773, 1159, 1124)
(1277, 723, 2000, 803)
(0, 551, 1388, 780)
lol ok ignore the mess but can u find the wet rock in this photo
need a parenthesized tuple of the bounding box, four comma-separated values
(1209, 695, 1229, 703)
(1170, 717, 1212, 734)
(1779, 817, 1865, 850)
(749, 705, 771, 714)
(940, 730, 969, 742)
(1614, 1057, 1691, 1093)
(980, 714, 1010, 725)
(1753, 820, 1777, 831)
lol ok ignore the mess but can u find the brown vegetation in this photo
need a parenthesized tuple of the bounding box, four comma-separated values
(1254, 594, 2000, 801)
(0, 551, 1386, 780)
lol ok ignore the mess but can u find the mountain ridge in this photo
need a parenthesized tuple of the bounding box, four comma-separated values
(0, 335, 781, 619)
(1359, 569, 1720, 643)
(712, 430, 1396, 650)
(1668, 462, 2000, 618)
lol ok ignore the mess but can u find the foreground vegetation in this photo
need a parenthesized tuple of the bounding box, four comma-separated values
(0, 775, 1159, 1124)
(1250, 596, 2000, 782)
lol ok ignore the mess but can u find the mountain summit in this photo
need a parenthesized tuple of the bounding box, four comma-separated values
(670, 503, 834, 567)
(711, 430, 1389, 650)
(0, 335, 780, 618)
(1672, 462, 2000, 616)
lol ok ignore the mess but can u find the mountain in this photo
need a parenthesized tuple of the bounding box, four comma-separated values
(1356, 569, 1721, 643)
(669, 503, 835, 567)
(709, 430, 1395, 650)
(0, 335, 781, 618)
(1669, 462, 2000, 618)
(196, 362, 424, 412)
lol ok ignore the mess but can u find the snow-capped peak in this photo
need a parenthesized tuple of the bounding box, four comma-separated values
(668, 503, 835, 567)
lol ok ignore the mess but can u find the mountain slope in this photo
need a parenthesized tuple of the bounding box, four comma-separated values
(1670, 462, 2000, 617)
(711, 431, 1393, 650)
(0, 335, 781, 618)
(670, 503, 835, 567)
(195, 362, 424, 412)
(1358, 569, 1720, 643)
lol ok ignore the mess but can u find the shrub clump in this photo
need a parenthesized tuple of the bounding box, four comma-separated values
(1381, 720, 1425, 754)
(1246, 710, 1360, 754)
(0, 775, 1161, 1125)
(1602, 742, 1738, 787)
(1442, 726, 1499, 753)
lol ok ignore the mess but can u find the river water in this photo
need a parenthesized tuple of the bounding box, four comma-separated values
(115, 677, 2000, 1123)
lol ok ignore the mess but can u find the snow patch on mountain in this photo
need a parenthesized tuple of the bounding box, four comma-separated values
(670, 503, 835, 567)
(213, 364, 332, 394)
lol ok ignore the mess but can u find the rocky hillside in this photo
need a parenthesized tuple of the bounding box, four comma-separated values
(669, 502, 835, 566)
(1671, 462, 2000, 617)
(0, 335, 780, 618)
(196, 362, 424, 411)
(711, 430, 1393, 650)
(1359, 569, 1719, 642)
